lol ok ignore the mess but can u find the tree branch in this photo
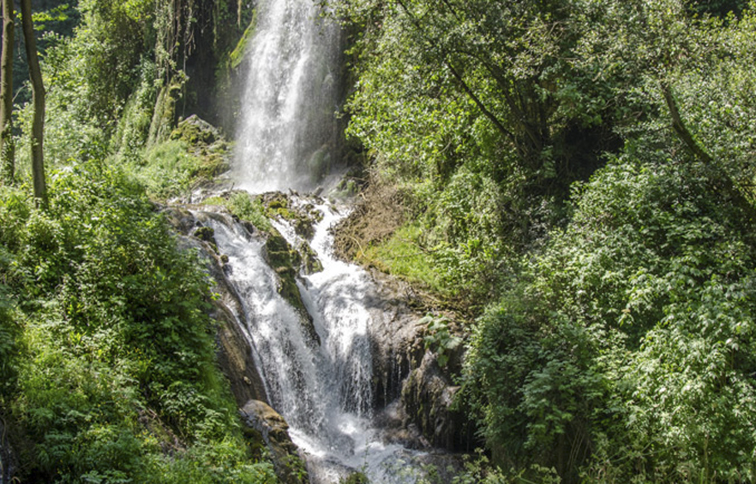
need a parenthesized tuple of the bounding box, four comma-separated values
(661, 82, 713, 164)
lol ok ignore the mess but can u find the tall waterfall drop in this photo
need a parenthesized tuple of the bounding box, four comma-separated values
(233, 0, 341, 193)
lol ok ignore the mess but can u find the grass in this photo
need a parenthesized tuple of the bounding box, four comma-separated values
(359, 222, 446, 294)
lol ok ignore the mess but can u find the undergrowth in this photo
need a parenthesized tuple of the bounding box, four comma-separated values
(0, 162, 276, 483)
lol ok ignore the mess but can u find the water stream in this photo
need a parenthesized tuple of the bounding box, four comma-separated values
(224, 0, 436, 481)
(209, 204, 426, 483)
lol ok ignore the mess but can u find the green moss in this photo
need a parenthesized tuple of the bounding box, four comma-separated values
(229, 9, 259, 69)
(263, 195, 323, 239)
(201, 196, 225, 206)
(131, 117, 231, 201)
(228, 193, 273, 232)
(340, 472, 370, 484)
(299, 242, 323, 274)
(264, 230, 319, 344)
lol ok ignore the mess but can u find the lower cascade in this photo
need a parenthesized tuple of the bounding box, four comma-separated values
(199, 197, 446, 483)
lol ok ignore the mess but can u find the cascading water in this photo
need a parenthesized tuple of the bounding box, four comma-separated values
(224, 0, 444, 482)
(233, 0, 341, 193)
(210, 205, 426, 482)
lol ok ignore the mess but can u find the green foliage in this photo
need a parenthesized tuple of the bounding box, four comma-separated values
(127, 132, 229, 202)
(1, 163, 277, 483)
(340, 3, 756, 480)
(68, 0, 156, 129)
(340, 472, 370, 484)
(463, 147, 756, 481)
(226, 193, 273, 232)
(420, 314, 461, 368)
(358, 222, 446, 294)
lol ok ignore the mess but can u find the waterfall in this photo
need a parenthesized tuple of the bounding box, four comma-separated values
(233, 0, 341, 193)
(225, 1, 445, 482)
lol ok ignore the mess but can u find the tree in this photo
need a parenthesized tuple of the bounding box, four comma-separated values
(20, 0, 46, 205)
(0, 0, 13, 183)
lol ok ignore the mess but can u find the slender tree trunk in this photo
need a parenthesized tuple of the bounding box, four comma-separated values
(0, 0, 14, 183)
(20, 0, 46, 206)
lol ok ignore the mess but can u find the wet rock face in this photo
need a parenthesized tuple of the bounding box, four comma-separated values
(362, 269, 479, 453)
(164, 206, 268, 406)
(214, 302, 269, 406)
(241, 400, 308, 484)
(262, 228, 320, 346)
(401, 352, 475, 452)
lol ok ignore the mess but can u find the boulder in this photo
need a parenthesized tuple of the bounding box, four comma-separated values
(263, 228, 320, 345)
(240, 400, 308, 484)
(400, 351, 474, 451)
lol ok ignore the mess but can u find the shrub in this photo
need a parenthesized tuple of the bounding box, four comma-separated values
(463, 147, 756, 482)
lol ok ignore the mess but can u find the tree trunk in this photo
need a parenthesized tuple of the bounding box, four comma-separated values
(20, 0, 46, 206)
(0, 0, 14, 184)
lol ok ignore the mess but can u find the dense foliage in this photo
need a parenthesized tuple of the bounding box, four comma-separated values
(0, 164, 276, 482)
(3, 0, 756, 481)
(0, 0, 278, 482)
(337, 0, 756, 481)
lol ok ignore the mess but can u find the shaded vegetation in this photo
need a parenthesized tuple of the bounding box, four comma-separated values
(335, 0, 756, 481)
(0, 0, 279, 482)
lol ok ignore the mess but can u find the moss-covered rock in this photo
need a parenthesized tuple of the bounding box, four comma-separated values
(193, 225, 215, 243)
(264, 229, 320, 345)
(229, 9, 259, 70)
(298, 241, 323, 275)
(170, 114, 231, 179)
(262, 192, 324, 240)
(172, 114, 220, 146)
(240, 400, 308, 484)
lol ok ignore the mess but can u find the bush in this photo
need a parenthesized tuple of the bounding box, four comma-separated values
(1, 163, 276, 483)
(463, 146, 756, 482)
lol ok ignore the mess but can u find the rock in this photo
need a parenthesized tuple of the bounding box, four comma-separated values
(214, 301, 268, 406)
(263, 228, 320, 345)
(401, 352, 474, 451)
(360, 268, 479, 452)
(240, 400, 308, 484)
(261, 192, 324, 240)
(298, 241, 323, 275)
(193, 226, 215, 243)
(169, 115, 231, 180)
(171, 114, 220, 146)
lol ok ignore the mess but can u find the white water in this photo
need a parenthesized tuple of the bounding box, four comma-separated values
(210, 205, 430, 483)
(233, 0, 341, 193)
(227, 0, 437, 481)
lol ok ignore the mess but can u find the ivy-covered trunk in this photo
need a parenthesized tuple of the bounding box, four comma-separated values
(20, 0, 46, 206)
(0, 0, 13, 184)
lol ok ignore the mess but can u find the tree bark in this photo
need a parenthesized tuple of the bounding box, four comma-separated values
(661, 82, 713, 165)
(0, 0, 14, 183)
(20, 0, 46, 206)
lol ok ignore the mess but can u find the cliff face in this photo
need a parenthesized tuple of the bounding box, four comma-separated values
(178, 0, 256, 133)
